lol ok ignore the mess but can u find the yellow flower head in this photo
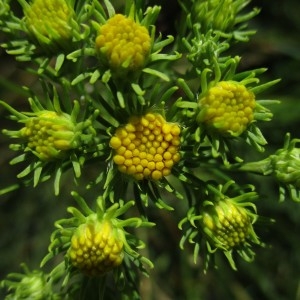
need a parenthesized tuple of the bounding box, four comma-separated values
(110, 113, 181, 181)
(198, 81, 256, 136)
(24, 0, 75, 49)
(20, 110, 77, 161)
(95, 14, 151, 70)
(68, 218, 124, 276)
(201, 199, 252, 250)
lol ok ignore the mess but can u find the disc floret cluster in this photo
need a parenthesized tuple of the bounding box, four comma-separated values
(20, 110, 78, 161)
(197, 81, 256, 136)
(96, 14, 151, 71)
(68, 216, 125, 276)
(18, 0, 81, 54)
(201, 198, 254, 250)
(110, 113, 181, 181)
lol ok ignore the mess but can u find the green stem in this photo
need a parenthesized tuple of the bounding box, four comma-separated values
(0, 76, 29, 98)
(233, 157, 273, 175)
(0, 100, 28, 120)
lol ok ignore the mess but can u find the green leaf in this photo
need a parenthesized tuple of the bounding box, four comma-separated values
(33, 165, 43, 187)
(116, 91, 126, 109)
(104, 0, 115, 18)
(90, 69, 101, 84)
(9, 153, 27, 165)
(55, 54, 65, 72)
(142, 68, 170, 81)
(54, 167, 62, 196)
(17, 162, 35, 178)
(71, 154, 81, 178)
(0, 184, 20, 196)
(176, 101, 198, 109)
(152, 35, 173, 53)
(131, 83, 145, 96)
(71, 191, 94, 216)
(71, 73, 91, 85)
(177, 78, 195, 101)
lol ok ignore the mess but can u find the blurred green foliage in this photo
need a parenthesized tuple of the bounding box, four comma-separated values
(1, 0, 300, 299)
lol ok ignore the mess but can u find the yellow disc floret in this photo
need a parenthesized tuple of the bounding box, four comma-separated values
(20, 111, 77, 161)
(110, 113, 181, 181)
(198, 81, 256, 136)
(68, 219, 124, 276)
(24, 0, 75, 49)
(95, 14, 151, 70)
(201, 199, 251, 250)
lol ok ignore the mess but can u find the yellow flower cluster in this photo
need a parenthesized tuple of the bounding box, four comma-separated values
(21, 111, 76, 161)
(68, 220, 124, 276)
(201, 199, 251, 250)
(110, 113, 181, 181)
(198, 81, 256, 136)
(95, 14, 151, 70)
(24, 0, 74, 44)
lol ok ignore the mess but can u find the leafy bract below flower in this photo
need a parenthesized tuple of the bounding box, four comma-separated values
(237, 133, 300, 202)
(0, 91, 97, 195)
(110, 112, 181, 181)
(42, 192, 154, 279)
(95, 14, 151, 71)
(179, 181, 261, 270)
(1, 264, 60, 300)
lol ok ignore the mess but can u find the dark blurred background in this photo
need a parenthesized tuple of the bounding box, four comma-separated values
(1, 1, 300, 299)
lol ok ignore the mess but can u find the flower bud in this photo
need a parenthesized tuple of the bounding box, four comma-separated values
(110, 113, 181, 181)
(20, 110, 77, 161)
(68, 217, 124, 276)
(2, 267, 56, 300)
(271, 145, 300, 188)
(23, 0, 76, 51)
(191, 0, 237, 32)
(238, 134, 300, 201)
(200, 199, 253, 250)
(197, 81, 255, 136)
(95, 14, 151, 71)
